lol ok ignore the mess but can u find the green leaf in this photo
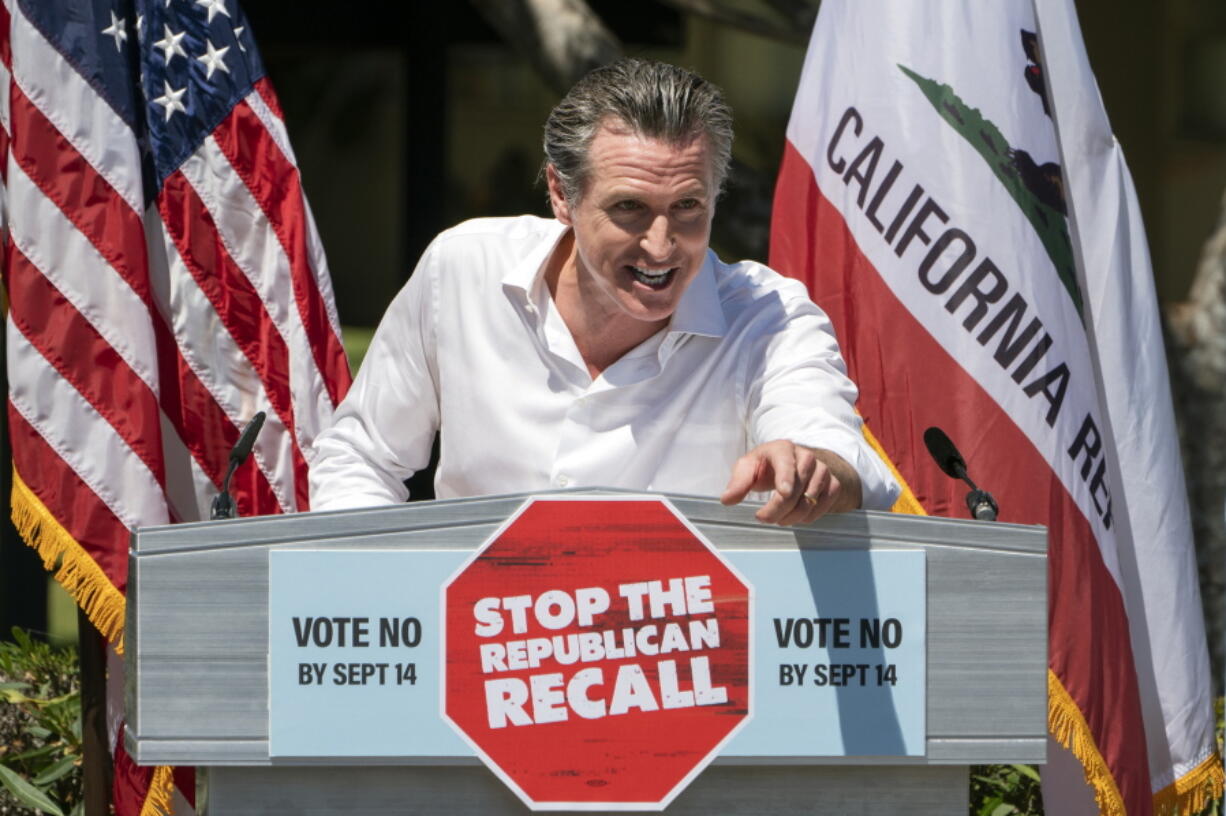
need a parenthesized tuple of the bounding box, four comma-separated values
(990, 804, 1018, 816)
(1, 687, 38, 704)
(32, 755, 78, 786)
(976, 795, 1003, 816)
(1011, 763, 1041, 783)
(0, 764, 66, 816)
(6, 742, 60, 762)
(2, 688, 78, 707)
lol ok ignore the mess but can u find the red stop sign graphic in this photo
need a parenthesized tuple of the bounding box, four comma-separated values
(442, 497, 752, 811)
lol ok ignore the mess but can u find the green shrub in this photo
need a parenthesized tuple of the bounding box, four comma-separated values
(0, 628, 82, 816)
(971, 763, 1044, 815)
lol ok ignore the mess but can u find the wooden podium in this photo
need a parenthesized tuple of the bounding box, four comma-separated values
(125, 490, 1046, 815)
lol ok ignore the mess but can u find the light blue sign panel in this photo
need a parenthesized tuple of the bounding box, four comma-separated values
(724, 549, 925, 757)
(269, 548, 924, 758)
(268, 549, 468, 757)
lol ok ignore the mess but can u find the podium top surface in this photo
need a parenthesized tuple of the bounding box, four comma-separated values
(130, 487, 1046, 556)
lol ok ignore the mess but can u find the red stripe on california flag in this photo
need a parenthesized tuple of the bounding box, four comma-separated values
(7, 244, 166, 486)
(769, 139, 1152, 811)
(8, 88, 152, 304)
(8, 400, 130, 592)
(252, 76, 284, 121)
(213, 100, 350, 406)
(158, 169, 311, 508)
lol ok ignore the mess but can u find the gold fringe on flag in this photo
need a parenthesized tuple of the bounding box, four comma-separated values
(139, 765, 176, 816)
(1152, 752, 1225, 816)
(10, 466, 127, 653)
(1048, 670, 1127, 816)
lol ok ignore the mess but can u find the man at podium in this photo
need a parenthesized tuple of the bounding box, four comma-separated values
(309, 59, 898, 526)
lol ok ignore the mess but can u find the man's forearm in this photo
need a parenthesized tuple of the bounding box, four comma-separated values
(811, 448, 863, 513)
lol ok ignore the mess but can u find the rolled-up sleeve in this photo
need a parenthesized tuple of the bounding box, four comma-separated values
(744, 281, 900, 511)
(308, 244, 441, 511)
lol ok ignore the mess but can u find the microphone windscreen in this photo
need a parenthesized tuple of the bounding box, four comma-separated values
(922, 426, 966, 479)
(231, 411, 267, 466)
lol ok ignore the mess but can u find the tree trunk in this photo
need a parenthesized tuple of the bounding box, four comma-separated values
(1165, 185, 1226, 688)
(468, 0, 621, 94)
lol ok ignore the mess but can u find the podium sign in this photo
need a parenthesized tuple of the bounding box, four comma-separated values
(442, 497, 751, 810)
(730, 547, 925, 757)
(268, 550, 459, 757)
(132, 490, 1042, 815)
(267, 497, 926, 810)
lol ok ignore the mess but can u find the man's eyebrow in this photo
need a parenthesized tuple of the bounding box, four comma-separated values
(600, 183, 711, 200)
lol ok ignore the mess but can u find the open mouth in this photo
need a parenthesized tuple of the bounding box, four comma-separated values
(628, 265, 677, 290)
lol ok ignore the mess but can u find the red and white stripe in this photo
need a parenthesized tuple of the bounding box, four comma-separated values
(3, 0, 350, 536)
(1, 0, 351, 812)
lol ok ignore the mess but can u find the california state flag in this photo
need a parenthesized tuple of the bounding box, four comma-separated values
(770, 1, 1222, 814)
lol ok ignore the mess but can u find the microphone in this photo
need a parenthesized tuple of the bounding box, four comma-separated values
(922, 427, 968, 482)
(230, 411, 266, 470)
(210, 411, 267, 520)
(922, 427, 999, 521)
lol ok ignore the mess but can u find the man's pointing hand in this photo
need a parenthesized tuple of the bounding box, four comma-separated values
(720, 441, 863, 526)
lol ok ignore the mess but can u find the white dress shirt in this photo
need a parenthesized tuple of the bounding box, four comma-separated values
(309, 216, 899, 511)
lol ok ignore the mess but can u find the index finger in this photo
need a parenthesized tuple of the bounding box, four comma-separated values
(755, 445, 802, 524)
(721, 452, 765, 506)
(766, 443, 797, 496)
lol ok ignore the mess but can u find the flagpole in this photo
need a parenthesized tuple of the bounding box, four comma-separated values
(78, 606, 111, 816)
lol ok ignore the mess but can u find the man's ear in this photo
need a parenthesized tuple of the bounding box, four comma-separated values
(545, 165, 572, 225)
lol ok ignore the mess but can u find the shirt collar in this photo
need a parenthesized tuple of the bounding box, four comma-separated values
(501, 219, 568, 301)
(667, 251, 726, 339)
(501, 221, 727, 340)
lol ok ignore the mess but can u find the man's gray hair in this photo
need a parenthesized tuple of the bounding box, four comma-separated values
(543, 58, 733, 204)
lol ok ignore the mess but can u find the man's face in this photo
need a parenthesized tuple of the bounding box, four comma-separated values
(549, 122, 715, 327)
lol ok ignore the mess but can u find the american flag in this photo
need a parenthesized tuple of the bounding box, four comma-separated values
(0, 0, 351, 811)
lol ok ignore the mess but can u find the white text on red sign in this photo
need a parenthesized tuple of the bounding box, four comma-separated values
(471, 575, 730, 728)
